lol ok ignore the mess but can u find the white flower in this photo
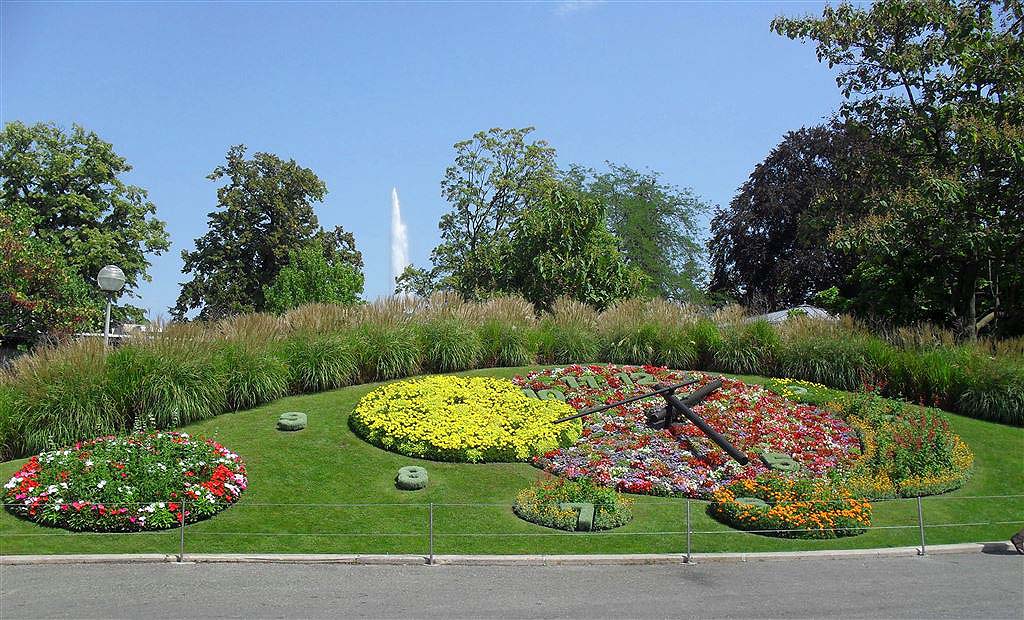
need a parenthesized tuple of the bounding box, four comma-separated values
(84, 459, 93, 467)
(97, 480, 107, 489)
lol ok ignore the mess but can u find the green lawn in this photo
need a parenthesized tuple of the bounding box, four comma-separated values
(2, 366, 1022, 556)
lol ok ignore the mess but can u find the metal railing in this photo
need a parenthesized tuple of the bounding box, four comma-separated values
(2, 494, 1021, 564)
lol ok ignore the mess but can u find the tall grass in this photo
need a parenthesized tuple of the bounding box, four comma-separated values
(281, 333, 358, 393)
(1, 295, 1021, 460)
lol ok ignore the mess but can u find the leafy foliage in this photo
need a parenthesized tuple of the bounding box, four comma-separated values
(0, 121, 169, 326)
(570, 163, 710, 301)
(497, 182, 648, 310)
(174, 145, 361, 320)
(263, 242, 364, 313)
(0, 210, 100, 339)
(708, 122, 874, 309)
(772, 0, 1024, 335)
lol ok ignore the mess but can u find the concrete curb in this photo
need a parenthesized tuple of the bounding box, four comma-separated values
(1, 542, 1014, 566)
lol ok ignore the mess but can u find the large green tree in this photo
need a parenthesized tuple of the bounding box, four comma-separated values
(569, 163, 710, 301)
(708, 122, 878, 309)
(173, 145, 362, 320)
(0, 121, 170, 324)
(401, 127, 557, 299)
(773, 0, 1024, 335)
(497, 181, 649, 310)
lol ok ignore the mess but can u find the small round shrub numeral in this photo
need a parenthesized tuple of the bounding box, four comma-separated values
(762, 451, 800, 473)
(276, 411, 308, 431)
(396, 466, 428, 490)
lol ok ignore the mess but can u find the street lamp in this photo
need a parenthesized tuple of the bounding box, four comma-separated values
(97, 265, 126, 348)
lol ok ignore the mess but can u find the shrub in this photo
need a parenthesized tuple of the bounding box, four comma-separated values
(418, 317, 481, 372)
(709, 475, 871, 539)
(2, 431, 246, 531)
(395, 466, 428, 490)
(513, 477, 633, 531)
(281, 333, 358, 393)
(350, 376, 580, 462)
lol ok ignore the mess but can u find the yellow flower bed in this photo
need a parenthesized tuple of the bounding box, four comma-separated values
(351, 376, 581, 462)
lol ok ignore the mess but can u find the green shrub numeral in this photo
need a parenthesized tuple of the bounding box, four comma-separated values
(762, 451, 800, 473)
(733, 496, 769, 509)
(396, 466, 428, 490)
(276, 411, 307, 431)
(557, 502, 596, 531)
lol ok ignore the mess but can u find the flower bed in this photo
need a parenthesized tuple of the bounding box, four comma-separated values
(513, 476, 633, 531)
(832, 393, 974, 498)
(2, 432, 246, 532)
(350, 376, 580, 462)
(709, 475, 872, 538)
(515, 365, 860, 498)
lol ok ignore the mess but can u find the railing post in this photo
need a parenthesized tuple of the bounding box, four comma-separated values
(178, 499, 186, 563)
(685, 498, 693, 564)
(428, 502, 435, 565)
(916, 495, 926, 556)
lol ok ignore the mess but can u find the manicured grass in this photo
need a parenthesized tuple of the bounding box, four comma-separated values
(1, 367, 1021, 556)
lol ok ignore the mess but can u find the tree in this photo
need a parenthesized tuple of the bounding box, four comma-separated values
(263, 242, 364, 313)
(569, 163, 710, 301)
(497, 181, 649, 310)
(773, 0, 1024, 335)
(0, 121, 170, 324)
(707, 122, 877, 309)
(416, 127, 557, 299)
(1, 209, 101, 340)
(173, 145, 361, 320)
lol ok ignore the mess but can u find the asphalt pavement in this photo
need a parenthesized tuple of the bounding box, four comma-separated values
(1, 551, 1021, 619)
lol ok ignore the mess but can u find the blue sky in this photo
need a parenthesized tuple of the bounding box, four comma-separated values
(2, 1, 843, 318)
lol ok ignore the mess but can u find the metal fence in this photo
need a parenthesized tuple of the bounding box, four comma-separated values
(2, 494, 1022, 564)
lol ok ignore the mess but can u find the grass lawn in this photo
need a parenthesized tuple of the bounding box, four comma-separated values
(2, 366, 1022, 556)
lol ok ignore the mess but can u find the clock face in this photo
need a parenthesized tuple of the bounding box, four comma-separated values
(514, 364, 860, 498)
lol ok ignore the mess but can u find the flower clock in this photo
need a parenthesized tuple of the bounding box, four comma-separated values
(514, 365, 861, 499)
(3, 432, 246, 532)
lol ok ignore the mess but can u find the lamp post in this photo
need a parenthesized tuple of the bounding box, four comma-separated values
(97, 265, 126, 348)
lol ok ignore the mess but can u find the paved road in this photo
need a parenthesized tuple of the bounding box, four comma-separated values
(1, 553, 1021, 619)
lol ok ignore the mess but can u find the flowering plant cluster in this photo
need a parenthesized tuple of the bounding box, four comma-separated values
(833, 392, 973, 498)
(513, 476, 633, 531)
(709, 475, 872, 539)
(351, 376, 580, 463)
(515, 365, 860, 498)
(2, 432, 246, 532)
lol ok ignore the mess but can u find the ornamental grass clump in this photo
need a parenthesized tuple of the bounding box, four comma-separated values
(537, 298, 601, 364)
(418, 317, 482, 372)
(713, 320, 779, 375)
(212, 342, 290, 411)
(513, 476, 633, 531)
(2, 431, 246, 532)
(281, 333, 358, 393)
(350, 376, 580, 462)
(709, 475, 871, 539)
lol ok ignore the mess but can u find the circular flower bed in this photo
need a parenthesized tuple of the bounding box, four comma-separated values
(709, 475, 872, 538)
(516, 365, 860, 498)
(350, 376, 580, 462)
(2, 432, 246, 532)
(513, 477, 633, 531)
